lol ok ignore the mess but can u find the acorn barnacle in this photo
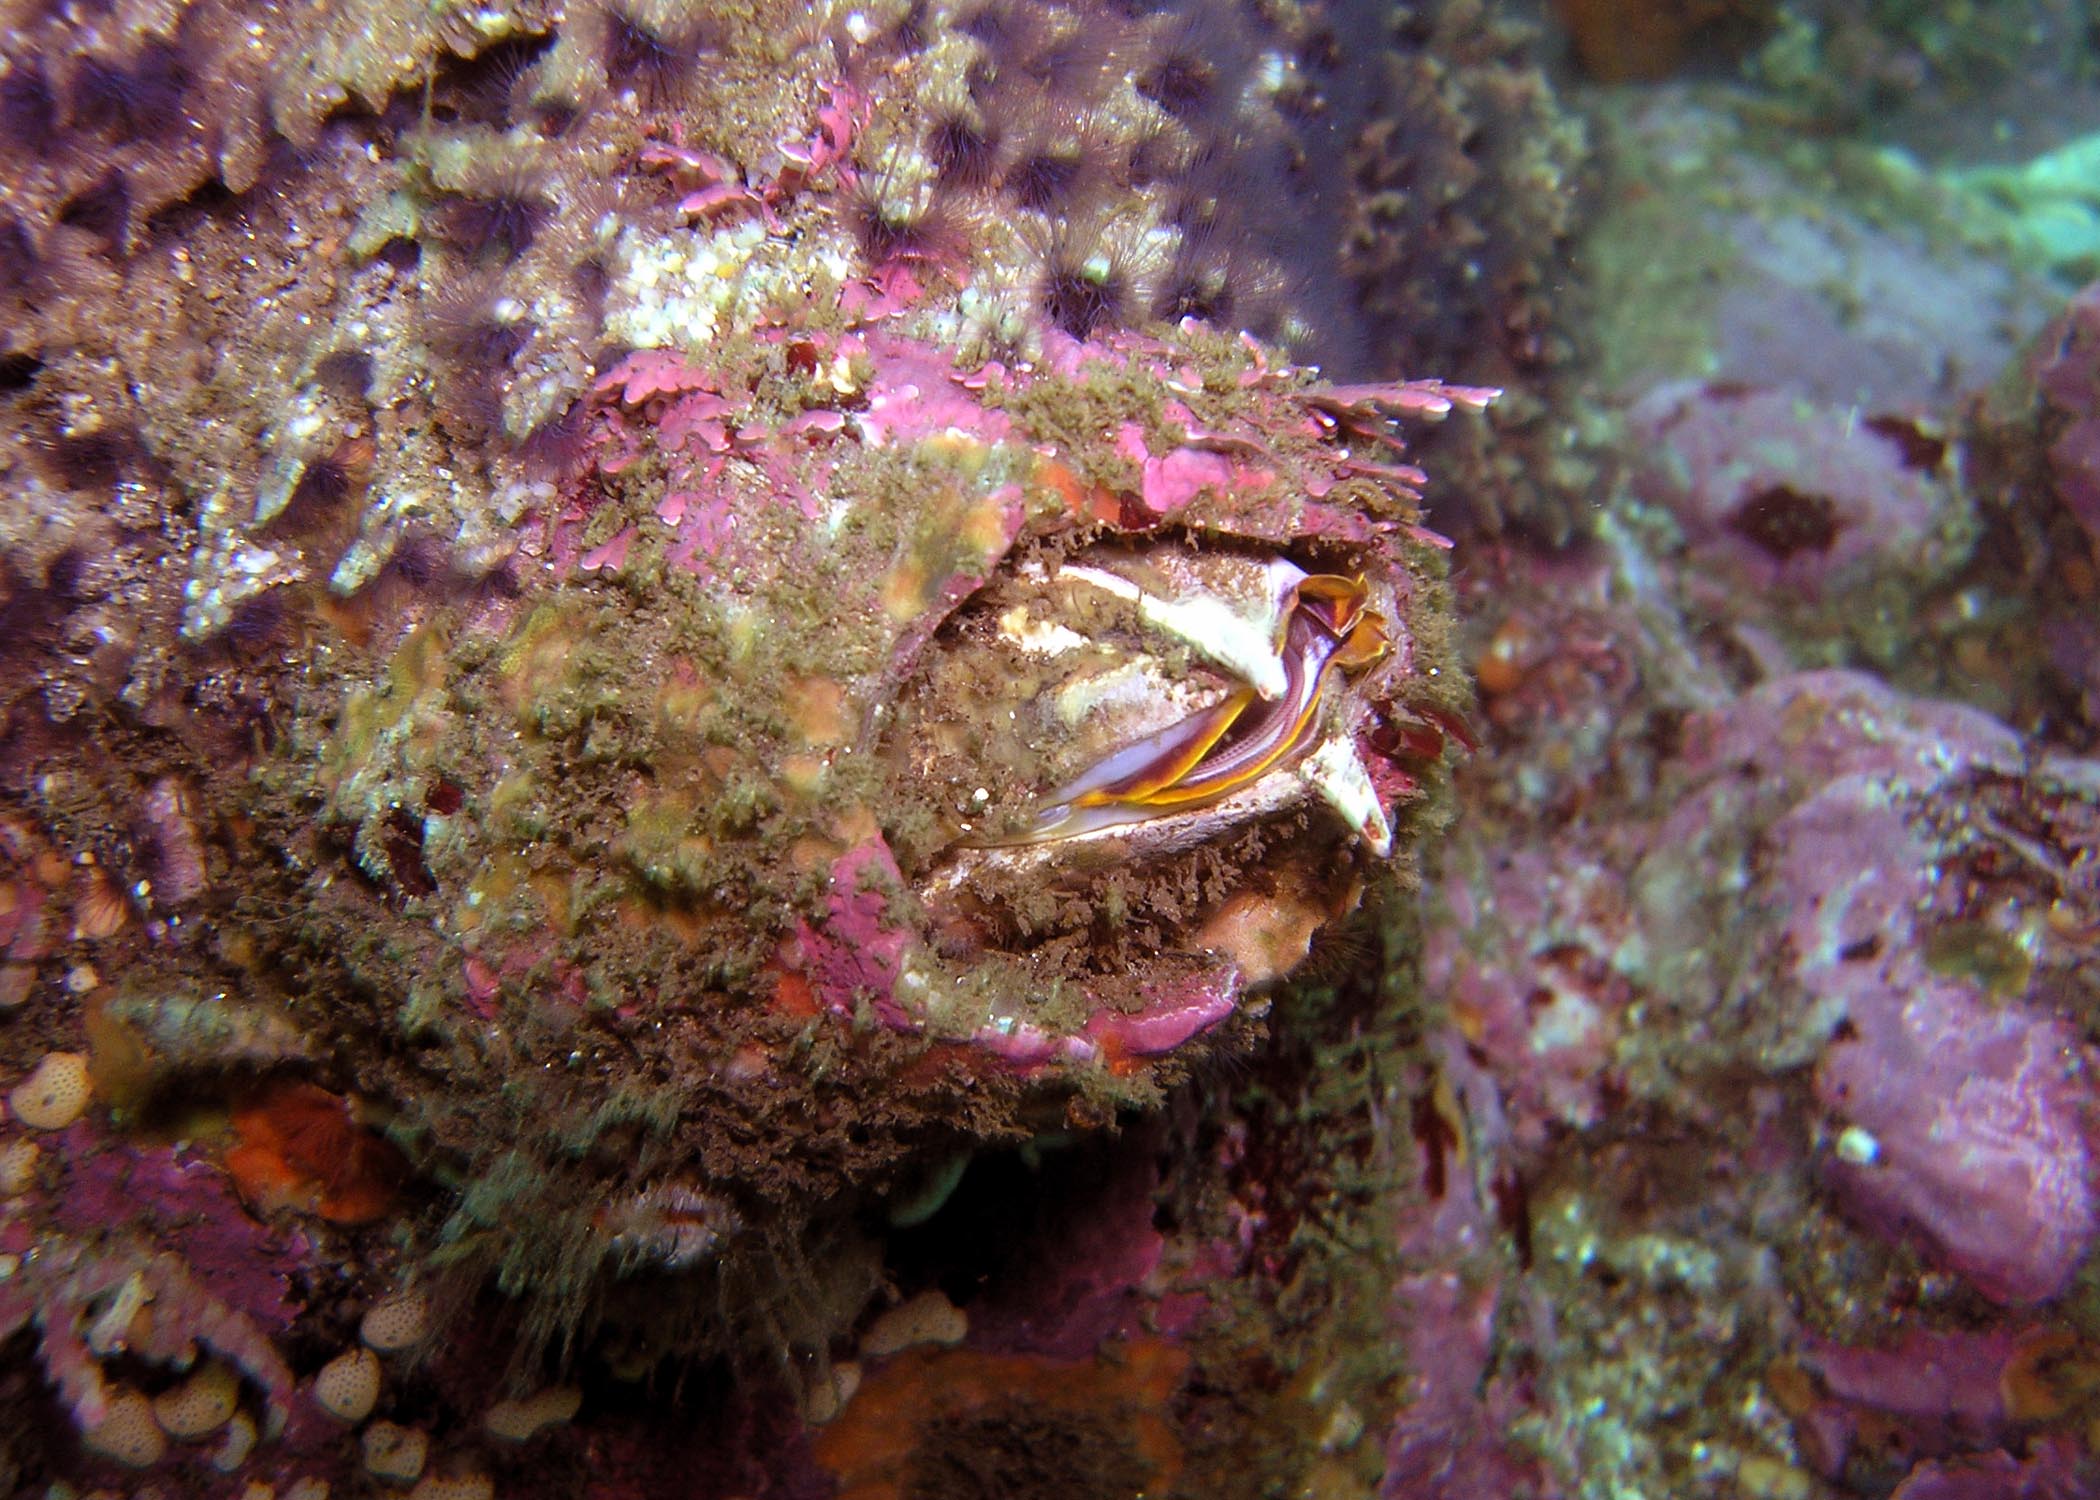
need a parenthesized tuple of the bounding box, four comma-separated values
(889, 532, 1421, 1002)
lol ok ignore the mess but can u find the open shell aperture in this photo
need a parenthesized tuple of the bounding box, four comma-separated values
(881, 468, 1458, 1069)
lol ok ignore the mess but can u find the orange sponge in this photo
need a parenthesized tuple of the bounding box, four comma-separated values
(225, 1080, 406, 1224)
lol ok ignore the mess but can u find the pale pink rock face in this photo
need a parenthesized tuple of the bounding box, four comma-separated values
(1885, 1439, 2088, 1500)
(2048, 417, 2100, 539)
(1628, 383, 1964, 602)
(1691, 676, 2096, 1305)
(1817, 976, 2096, 1306)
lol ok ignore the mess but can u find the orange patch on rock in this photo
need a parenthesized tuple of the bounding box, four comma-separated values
(1034, 455, 1121, 526)
(1195, 888, 1328, 987)
(787, 677, 851, 748)
(814, 1340, 1188, 1500)
(1999, 1329, 2099, 1424)
(225, 1081, 407, 1225)
(772, 967, 821, 1020)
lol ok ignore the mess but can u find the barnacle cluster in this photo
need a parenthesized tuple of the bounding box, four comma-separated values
(0, 0, 1573, 1490)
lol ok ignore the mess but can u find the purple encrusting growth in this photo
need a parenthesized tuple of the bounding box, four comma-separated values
(788, 839, 916, 1032)
(50, 1126, 308, 1332)
(1676, 672, 2096, 1306)
(977, 1146, 1167, 1359)
(1779, 1324, 2095, 1488)
(1820, 982, 2091, 1305)
(1413, 484, 2100, 1492)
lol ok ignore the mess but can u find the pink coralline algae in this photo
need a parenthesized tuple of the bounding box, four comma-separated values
(50, 1127, 307, 1333)
(1671, 672, 2097, 1303)
(574, 329, 1021, 600)
(1382, 1235, 1550, 1497)
(1376, 1020, 1549, 1498)
(1786, 1325, 2093, 1480)
(1629, 383, 1958, 586)
(785, 838, 915, 1032)
(1084, 968, 1242, 1063)
(1817, 975, 2095, 1306)
(1424, 838, 1634, 1138)
(1628, 382, 1970, 659)
(1118, 425, 1241, 520)
(1806, 1325, 2023, 1430)
(1887, 1440, 2089, 1500)
(962, 1140, 1168, 1362)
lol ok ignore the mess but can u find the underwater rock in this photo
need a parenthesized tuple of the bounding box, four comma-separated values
(1641, 670, 2097, 1304)
(1817, 974, 2093, 1307)
(0, 1, 1505, 1489)
(1628, 382, 1972, 666)
(41, 0, 2100, 1494)
(1417, 510, 2100, 1493)
(295, 293, 1472, 1367)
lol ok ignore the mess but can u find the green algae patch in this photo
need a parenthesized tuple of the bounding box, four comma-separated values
(1948, 132, 2100, 279)
(1922, 918, 2036, 1003)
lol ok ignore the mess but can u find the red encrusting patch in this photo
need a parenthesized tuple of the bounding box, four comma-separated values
(812, 1339, 1189, 1500)
(224, 1081, 408, 1225)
